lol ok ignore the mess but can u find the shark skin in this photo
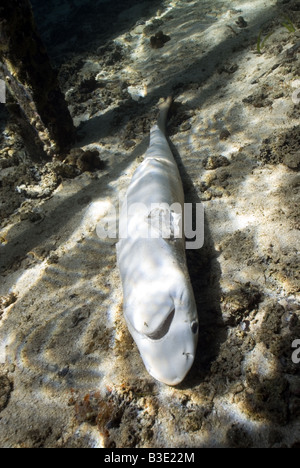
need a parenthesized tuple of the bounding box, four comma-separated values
(117, 97, 198, 386)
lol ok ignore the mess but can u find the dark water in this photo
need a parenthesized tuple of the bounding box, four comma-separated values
(30, 0, 163, 62)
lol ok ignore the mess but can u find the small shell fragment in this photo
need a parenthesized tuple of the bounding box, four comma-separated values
(127, 84, 147, 101)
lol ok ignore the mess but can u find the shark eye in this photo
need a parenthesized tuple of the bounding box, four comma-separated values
(147, 309, 175, 340)
(191, 321, 198, 334)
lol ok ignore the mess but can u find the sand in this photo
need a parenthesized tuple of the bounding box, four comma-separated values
(0, 0, 299, 448)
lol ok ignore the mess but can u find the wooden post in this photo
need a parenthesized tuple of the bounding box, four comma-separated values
(0, 0, 75, 156)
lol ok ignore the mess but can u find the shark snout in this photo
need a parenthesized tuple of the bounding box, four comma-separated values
(146, 348, 195, 386)
(129, 318, 198, 386)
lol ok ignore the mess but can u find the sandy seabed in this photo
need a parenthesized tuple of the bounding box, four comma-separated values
(0, 0, 299, 448)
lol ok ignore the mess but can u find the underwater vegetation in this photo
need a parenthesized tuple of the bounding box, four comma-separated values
(257, 16, 296, 54)
(281, 15, 297, 33)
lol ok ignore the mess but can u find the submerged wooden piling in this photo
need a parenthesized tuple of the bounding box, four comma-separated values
(0, 0, 75, 156)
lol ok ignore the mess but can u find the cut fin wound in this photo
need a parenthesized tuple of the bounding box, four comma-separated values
(146, 309, 175, 340)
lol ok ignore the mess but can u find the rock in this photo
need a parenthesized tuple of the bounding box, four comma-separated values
(221, 284, 262, 326)
(143, 19, 163, 36)
(28, 211, 43, 223)
(79, 78, 99, 94)
(150, 31, 171, 49)
(77, 150, 105, 172)
(52, 161, 78, 179)
(202, 155, 230, 170)
(283, 152, 300, 170)
(0, 293, 17, 311)
(64, 148, 105, 173)
(180, 121, 192, 132)
(226, 424, 252, 448)
(220, 129, 231, 140)
(0, 375, 12, 411)
(235, 16, 248, 28)
(0, 159, 13, 169)
(133, 24, 145, 34)
(124, 140, 136, 150)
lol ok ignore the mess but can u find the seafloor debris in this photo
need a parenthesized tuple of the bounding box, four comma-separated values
(0, 293, 17, 319)
(73, 380, 157, 448)
(259, 126, 300, 166)
(150, 31, 171, 49)
(64, 148, 105, 172)
(56, 148, 105, 177)
(127, 84, 148, 101)
(0, 374, 13, 412)
(202, 155, 230, 170)
(220, 283, 263, 326)
(219, 129, 231, 140)
(235, 16, 248, 28)
(0, 293, 17, 310)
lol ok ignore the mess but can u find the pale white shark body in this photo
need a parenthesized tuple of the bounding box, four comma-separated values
(117, 97, 198, 386)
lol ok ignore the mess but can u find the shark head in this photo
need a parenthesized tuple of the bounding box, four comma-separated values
(124, 272, 198, 386)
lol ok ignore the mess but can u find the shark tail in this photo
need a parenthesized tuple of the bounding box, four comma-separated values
(157, 96, 173, 134)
